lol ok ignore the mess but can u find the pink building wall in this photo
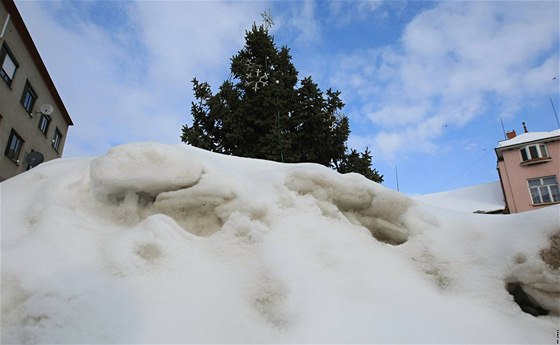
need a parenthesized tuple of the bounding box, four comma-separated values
(497, 137, 560, 213)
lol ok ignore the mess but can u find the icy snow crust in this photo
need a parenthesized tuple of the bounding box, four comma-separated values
(1, 142, 559, 343)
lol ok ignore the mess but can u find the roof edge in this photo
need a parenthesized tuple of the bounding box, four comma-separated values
(496, 130, 560, 150)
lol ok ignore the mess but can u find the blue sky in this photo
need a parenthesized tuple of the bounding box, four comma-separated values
(15, 0, 559, 195)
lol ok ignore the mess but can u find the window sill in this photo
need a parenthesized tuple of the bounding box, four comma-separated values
(520, 157, 552, 166)
(20, 104, 34, 115)
(1, 78, 13, 89)
(532, 201, 560, 207)
(5, 157, 21, 166)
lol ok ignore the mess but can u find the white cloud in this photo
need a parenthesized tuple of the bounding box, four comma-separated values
(367, 104, 429, 128)
(14, 0, 558, 169)
(16, 1, 264, 157)
(331, 1, 559, 160)
(133, 1, 261, 89)
(276, 0, 321, 46)
(400, 1, 558, 101)
(327, 1, 384, 26)
(522, 55, 559, 93)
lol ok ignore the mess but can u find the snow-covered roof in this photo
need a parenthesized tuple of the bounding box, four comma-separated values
(497, 129, 560, 149)
(413, 181, 505, 213)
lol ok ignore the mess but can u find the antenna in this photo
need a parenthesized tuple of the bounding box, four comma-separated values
(550, 98, 560, 128)
(40, 104, 54, 115)
(500, 116, 506, 140)
(395, 165, 400, 192)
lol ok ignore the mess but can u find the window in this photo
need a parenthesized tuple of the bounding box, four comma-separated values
(38, 114, 51, 134)
(4, 129, 24, 163)
(0, 44, 18, 85)
(52, 128, 62, 152)
(20, 82, 37, 113)
(528, 176, 560, 205)
(520, 144, 549, 163)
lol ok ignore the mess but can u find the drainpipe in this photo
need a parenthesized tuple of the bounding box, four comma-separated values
(0, 13, 10, 39)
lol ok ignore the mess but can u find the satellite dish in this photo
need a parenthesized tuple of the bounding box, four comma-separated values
(25, 151, 44, 167)
(40, 104, 54, 115)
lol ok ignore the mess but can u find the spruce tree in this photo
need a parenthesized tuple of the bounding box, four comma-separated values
(182, 22, 383, 183)
(337, 148, 383, 183)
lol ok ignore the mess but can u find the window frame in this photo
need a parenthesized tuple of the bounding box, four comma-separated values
(52, 128, 62, 152)
(38, 114, 51, 135)
(4, 129, 24, 163)
(0, 43, 18, 86)
(20, 81, 38, 113)
(527, 176, 560, 205)
(519, 143, 550, 164)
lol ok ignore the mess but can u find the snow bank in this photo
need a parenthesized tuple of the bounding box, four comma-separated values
(1, 142, 558, 343)
(414, 181, 505, 213)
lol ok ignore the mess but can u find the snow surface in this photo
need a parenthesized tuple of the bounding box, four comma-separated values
(413, 181, 505, 213)
(1, 142, 559, 344)
(497, 129, 560, 148)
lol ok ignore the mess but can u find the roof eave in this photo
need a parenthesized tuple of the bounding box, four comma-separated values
(496, 135, 560, 151)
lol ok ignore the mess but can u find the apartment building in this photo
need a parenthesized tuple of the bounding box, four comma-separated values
(495, 125, 560, 213)
(0, 0, 73, 182)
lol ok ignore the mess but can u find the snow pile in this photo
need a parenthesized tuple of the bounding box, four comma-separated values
(414, 181, 505, 213)
(1, 142, 559, 343)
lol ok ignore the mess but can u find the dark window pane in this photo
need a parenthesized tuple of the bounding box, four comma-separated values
(20, 83, 37, 113)
(4, 130, 24, 162)
(520, 148, 528, 161)
(52, 129, 62, 151)
(0, 44, 17, 85)
(530, 188, 541, 204)
(1, 53, 16, 81)
(540, 186, 551, 203)
(550, 185, 560, 202)
(528, 145, 539, 159)
(38, 114, 51, 134)
(539, 145, 549, 158)
(22, 92, 33, 111)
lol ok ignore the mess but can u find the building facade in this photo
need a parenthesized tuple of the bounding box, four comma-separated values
(495, 127, 560, 213)
(0, 0, 73, 182)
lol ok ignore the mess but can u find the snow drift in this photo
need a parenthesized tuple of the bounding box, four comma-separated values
(1, 142, 559, 343)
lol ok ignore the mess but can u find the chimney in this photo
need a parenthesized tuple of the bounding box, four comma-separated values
(522, 122, 528, 133)
(506, 130, 517, 139)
